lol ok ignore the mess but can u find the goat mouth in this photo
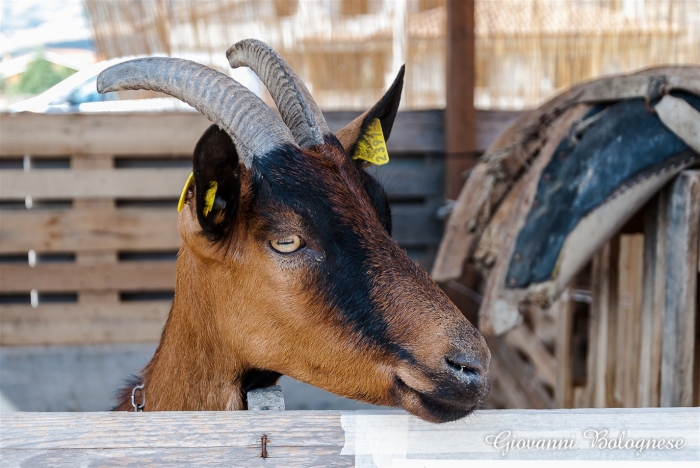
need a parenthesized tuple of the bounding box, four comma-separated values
(393, 376, 479, 423)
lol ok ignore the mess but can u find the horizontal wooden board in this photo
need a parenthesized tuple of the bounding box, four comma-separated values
(0, 262, 176, 293)
(0, 112, 212, 156)
(0, 302, 170, 345)
(0, 110, 518, 157)
(0, 168, 191, 200)
(0, 208, 182, 253)
(0, 204, 440, 254)
(391, 202, 443, 246)
(0, 408, 697, 466)
(0, 161, 441, 201)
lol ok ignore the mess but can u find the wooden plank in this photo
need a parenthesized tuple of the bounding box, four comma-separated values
(2, 408, 696, 465)
(0, 168, 191, 200)
(0, 111, 517, 156)
(390, 202, 443, 246)
(0, 112, 211, 156)
(0, 302, 170, 346)
(554, 291, 575, 408)
(0, 164, 442, 200)
(586, 237, 620, 408)
(489, 336, 554, 409)
(504, 325, 556, 390)
(616, 234, 644, 408)
(1, 110, 510, 156)
(660, 171, 700, 407)
(367, 160, 443, 198)
(0, 204, 437, 254)
(0, 262, 176, 293)
(638, 194, 667, 407)
(0, 208, 182, 253)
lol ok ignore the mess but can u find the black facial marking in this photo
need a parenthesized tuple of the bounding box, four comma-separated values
(252, 146, 412, 363)
(357, 167, 392, 235)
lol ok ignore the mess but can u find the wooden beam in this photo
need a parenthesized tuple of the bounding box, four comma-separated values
(0, 168, 191, 200)
(1, 409, 697, 465)
(0, 208, 182, 254)
(0, 111, 520, 157)
(0, 205, 441, 254)
(660, 171, 700, 407)
(638, 193, 667, 407)
(0, 113, 211, 156)
(0, 302, 170, 346)
(0, 262, 176, 293)
(445, 0, 476, 199)
(586, 236, 620, 408)
(554, 291, 575, 408)
(616, 234, 644, 408)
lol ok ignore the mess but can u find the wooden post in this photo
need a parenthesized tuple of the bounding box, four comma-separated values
(445, 0, 476, 200)
(638, 194, 667, 407)
(660, 171, 700, 407)
(586, 236, 620, 408)
(554, 290, 575, 408)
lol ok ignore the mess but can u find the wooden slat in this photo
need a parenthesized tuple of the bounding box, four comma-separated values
(616, 234, 644, 408)
(0, 168, 191, 200)
(0, 262, 175, 293)
(554, 291, 575, 408)
(0, 208, 182, 253)
(3, 408, 696, 465)
(0, 204, 437, 254)
(488, 336, 554, 409)
(1, 110, 520, 157)
(504, 325, 556, 389)
(660, 171, 700, 407)
(586, 237, 619, 408)
(390, 202, 443, 246)
(0, 112, 211, 156)
(0, 302, 170, 345)
(0, 165, 442, 201)
(638, 194, 666, 407)
(367, 161, 443, 198)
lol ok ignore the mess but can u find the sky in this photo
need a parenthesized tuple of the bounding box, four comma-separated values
(0, 0, 93, 56)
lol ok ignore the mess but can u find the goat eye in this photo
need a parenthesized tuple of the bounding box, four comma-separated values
(271, 235, 304, 253)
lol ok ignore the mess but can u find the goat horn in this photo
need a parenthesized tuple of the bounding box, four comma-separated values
(227, 39, 330, 148)
(97, 57, 295, 166)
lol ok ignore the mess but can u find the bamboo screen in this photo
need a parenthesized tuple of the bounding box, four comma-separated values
(85, 0, 700, 110)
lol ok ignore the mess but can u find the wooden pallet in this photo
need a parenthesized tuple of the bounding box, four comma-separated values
(0, 110, 518, 347)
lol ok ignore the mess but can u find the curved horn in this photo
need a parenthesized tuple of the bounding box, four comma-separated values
(97, 57, 295, 166)
(227, 39, 330, 148)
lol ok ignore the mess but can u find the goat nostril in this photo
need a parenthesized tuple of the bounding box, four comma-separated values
(445, 355, 484, 377)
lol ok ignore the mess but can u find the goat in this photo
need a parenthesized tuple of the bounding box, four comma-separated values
(101, 39, 490, 423)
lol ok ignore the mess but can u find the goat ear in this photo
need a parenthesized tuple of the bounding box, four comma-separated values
(335, 65, 404, 161)
(191, 125, 241, 241)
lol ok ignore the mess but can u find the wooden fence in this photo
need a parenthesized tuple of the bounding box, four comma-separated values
(0, 110, 515, 347)
(1, 408, 697, 466)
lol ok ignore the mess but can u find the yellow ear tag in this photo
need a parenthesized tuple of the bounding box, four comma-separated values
(177, 172, 194, 212)
(203, 181, 218, 217)
(352, 118, 389, 165)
